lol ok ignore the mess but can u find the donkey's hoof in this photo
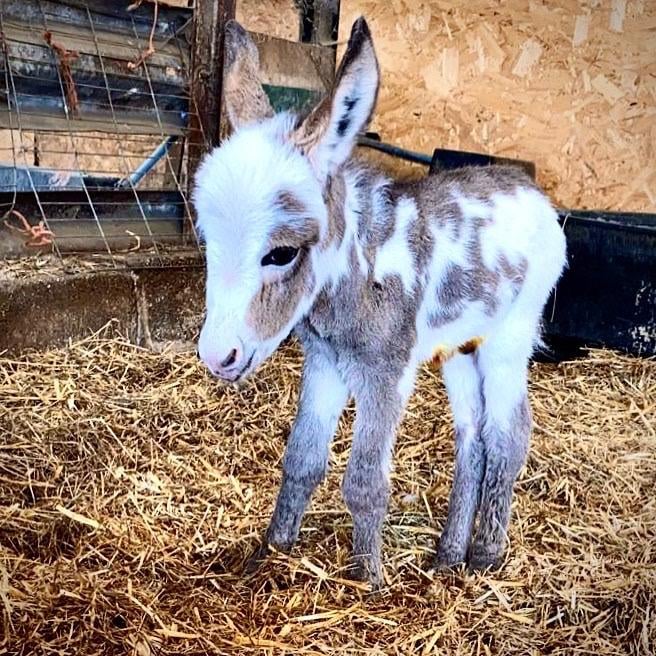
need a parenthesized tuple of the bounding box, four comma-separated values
(243, 542, 271, 575)
(467, 544, 503, 573)
(433, 541, 468, 572)
(347, 557, 384, 591)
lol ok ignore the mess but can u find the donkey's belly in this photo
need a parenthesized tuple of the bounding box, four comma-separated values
(415, 300, 498, 364)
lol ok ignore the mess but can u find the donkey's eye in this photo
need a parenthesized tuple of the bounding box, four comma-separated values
(261, 246, 299, 267)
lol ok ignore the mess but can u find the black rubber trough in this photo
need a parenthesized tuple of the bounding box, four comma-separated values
(542, 209, 655, 358)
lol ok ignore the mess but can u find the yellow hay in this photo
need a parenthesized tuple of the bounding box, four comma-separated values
(1, 328, 654, 654)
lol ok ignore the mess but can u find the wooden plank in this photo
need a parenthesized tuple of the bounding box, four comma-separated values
(0, 188, 184, 256)
(1, 0, 191, 41)
(186, 0, 235, 237)
(0, 0, 190, 134)
(252, 32, 334, 92)
(0, 108, 186, 135)
(4, 19, 189, 71)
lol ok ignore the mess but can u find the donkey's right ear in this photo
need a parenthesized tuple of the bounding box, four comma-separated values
(222, 20, 273, 130)
(291, 17, 379, 183)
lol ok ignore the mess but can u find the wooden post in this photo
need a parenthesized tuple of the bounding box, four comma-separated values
(299, 0, 340, 66)
(186, 0, 235, 223)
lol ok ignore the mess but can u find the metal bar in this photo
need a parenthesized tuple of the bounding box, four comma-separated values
(357, 135, 433, 166)
(185, 0, 235, 241)
(117, 135, 178, 189)
(187, 0, 235, 180)
(430, 148, 536, 179)
(1, 0, 191, 43)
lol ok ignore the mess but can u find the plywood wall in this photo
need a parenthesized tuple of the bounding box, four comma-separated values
(336, 0, 655, 212)
(237, 0, 299, 40)
(2, 1, 652, 213)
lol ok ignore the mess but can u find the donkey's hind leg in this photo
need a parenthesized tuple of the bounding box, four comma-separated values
(467, 330, 533, 571)
(435, 353, 485, 569)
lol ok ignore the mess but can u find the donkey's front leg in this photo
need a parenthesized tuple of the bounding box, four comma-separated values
(265, 345, 349, 552)
(342, 383, 405, 589)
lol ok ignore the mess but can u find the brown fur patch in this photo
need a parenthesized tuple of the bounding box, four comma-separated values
(458, 336, 484, 355)
(429, 336, 484, 369)
(499, 253, 529, 296)
(247, 250, 316, 340)
(291, 96, 331, 154)
(275, 191, 307, 216)
(320, 174, 347, 250)
(268, 220, 320, 249)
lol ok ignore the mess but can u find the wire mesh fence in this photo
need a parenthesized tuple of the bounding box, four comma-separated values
(0, 0, 336, 268)
(0, 0, 202, 265)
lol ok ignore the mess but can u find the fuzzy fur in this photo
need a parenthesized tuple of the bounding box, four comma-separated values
(193, 17, 567, 588)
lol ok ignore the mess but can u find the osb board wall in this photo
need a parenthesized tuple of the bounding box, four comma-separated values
(2, 1, 653, 213)
(337, 0, 656, 212)
(237, 0, 299, 41)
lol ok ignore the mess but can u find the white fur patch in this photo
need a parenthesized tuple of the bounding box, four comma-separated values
(396, 357, 418, 404)
(303, 358, 350, 426)
(441, 354, 482, 436)
(430, 220, 470, 287)
(465, 187, 562, 273)
(194, 113, 328, 250)
(456, 194, 492, 223)
(323, 168, 371, 288)
(374, 196, 417, 293)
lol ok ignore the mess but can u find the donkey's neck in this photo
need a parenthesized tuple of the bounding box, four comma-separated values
(317, 160, 394, 291)
(302, 159, 425, 360)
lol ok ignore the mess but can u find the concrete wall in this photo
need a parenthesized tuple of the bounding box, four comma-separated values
(0, 264, 205, 355)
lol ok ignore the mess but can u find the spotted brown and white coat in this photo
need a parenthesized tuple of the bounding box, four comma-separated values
(193, 18, 567, 588)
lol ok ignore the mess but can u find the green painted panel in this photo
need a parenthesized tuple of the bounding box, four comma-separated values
(263, 84, 323, 113)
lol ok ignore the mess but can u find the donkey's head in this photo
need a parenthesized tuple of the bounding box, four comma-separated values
(193, 17, 379, 381)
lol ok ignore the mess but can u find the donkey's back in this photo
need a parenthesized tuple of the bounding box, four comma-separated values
(394, 165, 567, 366)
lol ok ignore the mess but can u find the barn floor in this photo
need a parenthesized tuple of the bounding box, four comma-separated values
(1, 330, 654, 655)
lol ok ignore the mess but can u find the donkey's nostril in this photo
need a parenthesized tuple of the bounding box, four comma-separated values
(221, 348, 238, 368)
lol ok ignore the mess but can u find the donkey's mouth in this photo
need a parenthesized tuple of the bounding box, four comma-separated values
(220, 350, 255, 383)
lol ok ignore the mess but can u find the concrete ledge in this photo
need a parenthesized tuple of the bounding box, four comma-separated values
(0, 264, 205, 355)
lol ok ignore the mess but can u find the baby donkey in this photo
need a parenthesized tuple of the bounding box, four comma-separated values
(194, 17, 567, 588)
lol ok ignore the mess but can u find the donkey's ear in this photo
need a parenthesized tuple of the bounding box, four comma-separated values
(293, 17, 379, 181)
(223, 20, 273, 130)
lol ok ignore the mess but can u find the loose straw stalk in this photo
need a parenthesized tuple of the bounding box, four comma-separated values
(1, 330, 654, 654)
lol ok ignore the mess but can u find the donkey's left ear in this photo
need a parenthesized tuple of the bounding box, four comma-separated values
(293, 17, 379, 181)
(223, 20, 274, 130)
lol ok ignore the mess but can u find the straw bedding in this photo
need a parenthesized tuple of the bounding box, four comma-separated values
(1, 328, 654, 654)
